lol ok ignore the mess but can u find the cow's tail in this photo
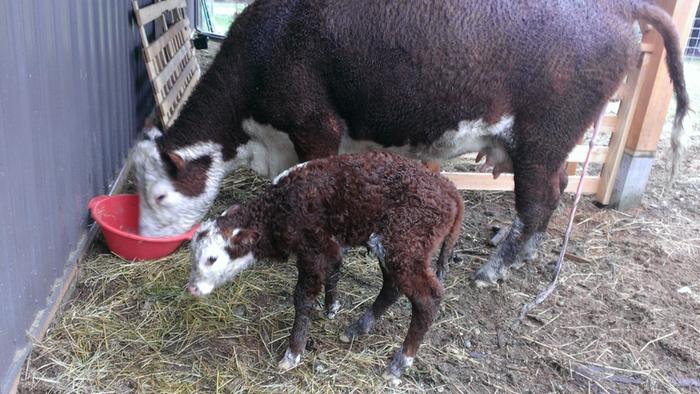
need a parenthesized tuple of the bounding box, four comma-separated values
(634, 2, 690, 179)
(436, 190, 464, 279)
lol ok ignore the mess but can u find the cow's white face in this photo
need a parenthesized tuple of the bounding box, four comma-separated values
(132, 128, 228, 237)
(187, 216, 259, 296)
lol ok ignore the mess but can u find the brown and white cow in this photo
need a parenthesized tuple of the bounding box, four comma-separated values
(133, 0, 689, 286)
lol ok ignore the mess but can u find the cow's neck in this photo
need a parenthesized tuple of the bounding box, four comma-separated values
(160, 48, 245, 163)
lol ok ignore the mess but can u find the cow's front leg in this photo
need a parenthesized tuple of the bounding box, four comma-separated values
(474, 162, 564, 287)
(279, 263, 324, 370)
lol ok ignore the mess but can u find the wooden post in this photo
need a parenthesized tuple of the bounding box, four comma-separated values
(602, 0, 698, 209)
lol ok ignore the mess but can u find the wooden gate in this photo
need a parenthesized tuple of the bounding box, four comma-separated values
(133, 0, 201, 129)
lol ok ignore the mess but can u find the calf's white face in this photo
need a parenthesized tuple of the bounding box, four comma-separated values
(132, 128, 228, 237)
(187, 217, 259, 297)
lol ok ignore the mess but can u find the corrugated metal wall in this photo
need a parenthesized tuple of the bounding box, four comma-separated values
(0, 1, 155, 391)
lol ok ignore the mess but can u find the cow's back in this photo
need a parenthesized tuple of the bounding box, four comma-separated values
(238, 0, 640, 146)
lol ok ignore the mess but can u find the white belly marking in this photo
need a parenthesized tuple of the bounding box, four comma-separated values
(236, 118, 300, 179)
(339, 115, 514, 162)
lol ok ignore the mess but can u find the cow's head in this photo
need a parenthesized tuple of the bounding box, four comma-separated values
(186, 206, 259, 296)
(132, 127, 228, 237)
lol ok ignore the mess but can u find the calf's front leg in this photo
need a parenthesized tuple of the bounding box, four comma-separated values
(324, 258, 342, 319)
(278, 265, 324, 370)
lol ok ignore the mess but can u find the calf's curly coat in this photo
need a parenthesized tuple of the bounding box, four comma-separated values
(187, 152, 463, 382)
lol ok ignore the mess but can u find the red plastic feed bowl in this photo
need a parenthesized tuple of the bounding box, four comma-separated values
(88, 194, 198, 261)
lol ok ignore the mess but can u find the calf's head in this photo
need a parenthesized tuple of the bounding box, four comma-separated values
(132, 127, 227, 237)
(187, 207, 259, 296)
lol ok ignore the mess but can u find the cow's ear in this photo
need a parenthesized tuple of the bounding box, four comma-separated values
(166, 152, 186, 172)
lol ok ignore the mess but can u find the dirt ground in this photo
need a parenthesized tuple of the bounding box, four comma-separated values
(17, 43, 700, 393)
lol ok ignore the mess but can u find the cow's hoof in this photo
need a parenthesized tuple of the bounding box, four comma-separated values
(510, 258, 527, 270)
(325, 300, 341, 320)
(473, 264, 506, 288)
(277, 348, 301, 371)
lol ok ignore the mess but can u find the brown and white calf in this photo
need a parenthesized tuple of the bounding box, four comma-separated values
(186, 152, 463, 382)
(135, 0, 689, 286)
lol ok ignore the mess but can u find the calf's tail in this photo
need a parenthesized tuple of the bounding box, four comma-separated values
(634, 2, 690, 179)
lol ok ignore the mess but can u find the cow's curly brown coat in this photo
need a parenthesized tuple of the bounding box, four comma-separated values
(151, 0, 688, 285)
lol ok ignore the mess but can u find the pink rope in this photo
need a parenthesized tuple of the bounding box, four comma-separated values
(516, 110, 605, 324)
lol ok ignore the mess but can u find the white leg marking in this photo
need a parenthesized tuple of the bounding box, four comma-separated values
(277, 347, 301, 371)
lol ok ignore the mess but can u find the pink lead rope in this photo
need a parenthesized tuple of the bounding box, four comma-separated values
(516, 110, 605, 325)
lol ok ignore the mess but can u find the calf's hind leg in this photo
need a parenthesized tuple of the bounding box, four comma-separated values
(384, 267, 443, 383)
(341, 233, 400, 341)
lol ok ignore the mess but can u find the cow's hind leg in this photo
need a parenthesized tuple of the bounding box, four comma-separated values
(510, 163, 569, 269)
(474, 117, 583, 287)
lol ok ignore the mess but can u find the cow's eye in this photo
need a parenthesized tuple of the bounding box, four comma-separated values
(206, 256, 217, 266)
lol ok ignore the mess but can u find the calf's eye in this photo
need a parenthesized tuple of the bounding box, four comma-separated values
(206, 256, 217, 266)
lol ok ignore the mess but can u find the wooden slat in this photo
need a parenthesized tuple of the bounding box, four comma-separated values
(566, 145, 608, 164)
(161, 58, 199, 123)
(443, 172, 600, 194)
(601, 114, 618, 133)
(165, 68, 201, 127)
(152, 43, 190, 92)
(611, 83, 626, 101)
(144, 19, 187, 61)
(459, 144, 608, 167)
(641, 42, 655, 53)
(596, 52, 647, 203)
(135, 0, 187, 25)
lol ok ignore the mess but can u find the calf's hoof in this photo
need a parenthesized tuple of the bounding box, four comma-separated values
(382, 349, 414, 386)
(324, 300, 341, 320)
(436, 269, 445, 283)
(277, 348, 301, 371)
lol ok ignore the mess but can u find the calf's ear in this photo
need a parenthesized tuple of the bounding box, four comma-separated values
(221, 205, 241, 217)
(231, 229, 260, 247)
